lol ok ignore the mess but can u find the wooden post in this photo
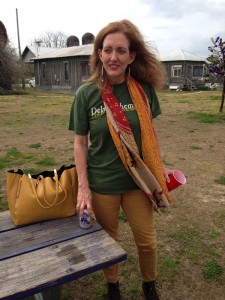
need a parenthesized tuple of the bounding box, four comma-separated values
(16, 8, 25, 89)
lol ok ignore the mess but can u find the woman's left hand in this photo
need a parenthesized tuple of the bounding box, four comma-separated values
(163, 166, 173, 183)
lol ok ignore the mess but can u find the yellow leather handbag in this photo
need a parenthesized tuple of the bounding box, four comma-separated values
(7, 164, 78, 226)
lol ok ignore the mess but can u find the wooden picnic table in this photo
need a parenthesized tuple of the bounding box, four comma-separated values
(0, 210, 127, 300)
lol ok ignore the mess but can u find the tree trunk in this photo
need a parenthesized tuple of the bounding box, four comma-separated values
(219, 77, 225, 112)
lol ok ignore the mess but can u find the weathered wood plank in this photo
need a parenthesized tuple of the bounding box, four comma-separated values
(0, 210, 14, 232)
(0, 215, 102, 261)
(0, 230, 127, 300)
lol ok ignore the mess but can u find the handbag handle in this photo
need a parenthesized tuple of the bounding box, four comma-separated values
(28, 169, 67, 208)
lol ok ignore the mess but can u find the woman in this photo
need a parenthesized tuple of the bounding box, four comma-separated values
(69, 19, 172, 300)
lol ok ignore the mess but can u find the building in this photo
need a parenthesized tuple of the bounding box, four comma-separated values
(32, 44, 93, 92)
(159, 49, 207, 90)
(22, 45, 58, 64)
(23, 45, 207, 92)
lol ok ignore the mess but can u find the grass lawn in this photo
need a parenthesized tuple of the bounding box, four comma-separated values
(0, 88, 225, 300)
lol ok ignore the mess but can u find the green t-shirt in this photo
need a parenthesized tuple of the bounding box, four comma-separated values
(69, 81, 162, 194)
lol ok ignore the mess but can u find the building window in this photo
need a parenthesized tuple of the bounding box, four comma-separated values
(193, 66, 203, 77)
(64, 61, 69, 80)
(171, 65, 182, 77)
(80, 61, 90, 76)
(41, 62, 46, 79)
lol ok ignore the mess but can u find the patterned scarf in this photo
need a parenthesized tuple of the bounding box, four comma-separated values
(101, 76, 172, 213)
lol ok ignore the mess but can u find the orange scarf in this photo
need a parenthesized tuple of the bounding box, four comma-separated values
(102, 76, 172, 213)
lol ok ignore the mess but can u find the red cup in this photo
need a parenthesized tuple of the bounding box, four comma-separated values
(167, 170, 186, 191)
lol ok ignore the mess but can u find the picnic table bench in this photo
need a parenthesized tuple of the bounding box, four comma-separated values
(0, 210, 127, 300)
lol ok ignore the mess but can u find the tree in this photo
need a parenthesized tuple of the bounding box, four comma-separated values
(0, 20, 18, 92)
(0, 20, 8, 48)
(0, 20, 30, 93)
(32, 31, 68, 48)
(0, 44, 21, 92)
(207, 36, 225, 112)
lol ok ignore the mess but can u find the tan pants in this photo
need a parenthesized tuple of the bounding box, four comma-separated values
(92, 189, 157, 283)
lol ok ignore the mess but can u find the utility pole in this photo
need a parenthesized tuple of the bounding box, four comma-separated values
(16, 8, 25, 89)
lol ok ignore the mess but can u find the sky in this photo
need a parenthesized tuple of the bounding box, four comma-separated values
(1, 0, 225, 59)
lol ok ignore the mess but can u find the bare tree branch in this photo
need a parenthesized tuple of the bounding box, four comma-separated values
(32, 31, 68, 48)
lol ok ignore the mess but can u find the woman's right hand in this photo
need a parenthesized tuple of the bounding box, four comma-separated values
(74, 134, 92, 217)
(76, 185, 92, 217)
